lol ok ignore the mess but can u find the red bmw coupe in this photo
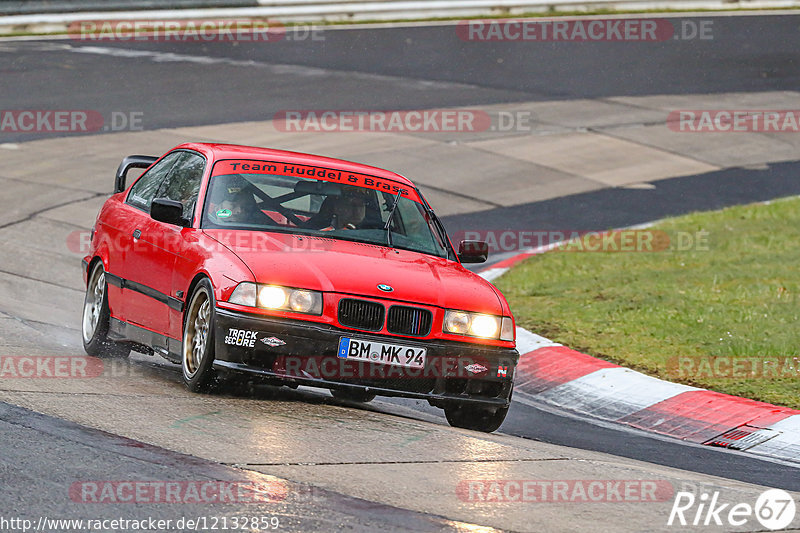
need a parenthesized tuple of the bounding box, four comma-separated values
(82, 143, 518, 432)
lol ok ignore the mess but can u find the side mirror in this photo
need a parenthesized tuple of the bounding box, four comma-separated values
(458, 240, 489, 264)
(115, 155, 158, 193)
(151, 198, 188, 227)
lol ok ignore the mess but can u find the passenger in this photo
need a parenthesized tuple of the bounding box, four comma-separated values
(209, 180, 264, 224)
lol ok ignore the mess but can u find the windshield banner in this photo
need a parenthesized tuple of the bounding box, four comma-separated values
(213, 160, 421, 203)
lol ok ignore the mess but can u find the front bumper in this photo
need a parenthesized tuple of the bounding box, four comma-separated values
(213, 308, 518, 408)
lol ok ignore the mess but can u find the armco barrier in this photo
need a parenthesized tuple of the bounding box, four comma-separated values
(0, 0, 258, 15)
(0, 1, 257, 15)
(3, 0, 800, 25)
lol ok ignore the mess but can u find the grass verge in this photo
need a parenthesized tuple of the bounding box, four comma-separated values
(495, 197, 800, 409)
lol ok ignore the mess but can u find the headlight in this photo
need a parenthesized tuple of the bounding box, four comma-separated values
(443, 311, 471, 334)
(443, 310, 514, 341)
(288, 290, 317, 313)
(229, 282, 257, 306)
(258, 286, 288, 309)
(228, 282, 322, 315)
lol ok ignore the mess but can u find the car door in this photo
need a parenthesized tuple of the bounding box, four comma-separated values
(123, 151, 205, 344)
(105, 151, 182, 328)
(154, 152, 207, 343)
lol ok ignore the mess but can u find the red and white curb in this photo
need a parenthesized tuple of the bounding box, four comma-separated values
(479, 251, 800, 464)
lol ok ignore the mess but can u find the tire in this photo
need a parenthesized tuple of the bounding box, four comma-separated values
(330, 388, 376, 403)
(82, 262, 129, 358)
(444, 403, 509, 433)
(182, 278, 219, 393)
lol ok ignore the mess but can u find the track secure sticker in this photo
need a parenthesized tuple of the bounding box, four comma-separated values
(224, 328, 258, 348)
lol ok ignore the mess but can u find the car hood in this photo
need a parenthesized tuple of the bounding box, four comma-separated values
(204, 230, 504, 313)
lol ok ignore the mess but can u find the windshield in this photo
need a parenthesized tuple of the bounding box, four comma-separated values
(202, 160, 451, 258)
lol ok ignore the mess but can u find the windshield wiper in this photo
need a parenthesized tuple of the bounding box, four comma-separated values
(384, 190, 403, 248)
(427, 207, 457, 261)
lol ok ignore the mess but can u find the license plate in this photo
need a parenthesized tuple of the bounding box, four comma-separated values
(337, 337, 426, 369)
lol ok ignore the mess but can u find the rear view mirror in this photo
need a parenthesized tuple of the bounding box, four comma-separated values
(115, 155, 158, 193)
(150, 198, 188, 227)
(458, 240, 489, 264)
(294, 180, 342, 197)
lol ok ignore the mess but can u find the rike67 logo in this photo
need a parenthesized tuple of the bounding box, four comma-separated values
(668, 488, 796, 530)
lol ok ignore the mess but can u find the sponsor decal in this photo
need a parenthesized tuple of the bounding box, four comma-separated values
(465, 363, 488, 374)
(497, 365, 508, 378)
(211, 160, 419, 203)
(261, 336, 286, 347)
(224, 328, 258, 348)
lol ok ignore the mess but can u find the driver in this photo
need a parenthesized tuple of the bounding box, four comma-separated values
(317, 186, 369, 231)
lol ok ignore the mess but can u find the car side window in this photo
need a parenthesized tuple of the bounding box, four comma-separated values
(126, 151, 182, 211)
(156, 152, 205, 222)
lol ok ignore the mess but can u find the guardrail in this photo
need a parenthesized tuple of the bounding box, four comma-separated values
(0, 1, 256, 15)
(1, 0, 799, 25)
